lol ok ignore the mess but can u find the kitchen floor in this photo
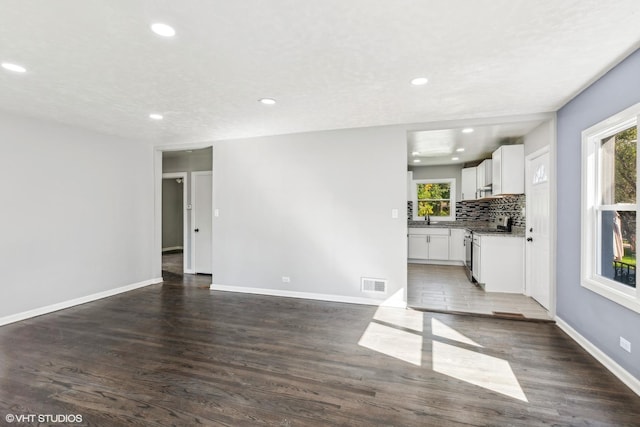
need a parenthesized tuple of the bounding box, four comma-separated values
(408, 263, 552, 321)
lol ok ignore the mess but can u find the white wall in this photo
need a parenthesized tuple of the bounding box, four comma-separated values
(210, 126, 407, 303)
(524, 119, 554, 155)
(0, 111, 157, 319)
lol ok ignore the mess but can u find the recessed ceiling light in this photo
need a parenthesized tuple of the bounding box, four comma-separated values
(149, 113, 163, 120)
(452, 157, 459, 161)
(456, 148, 465, 152)
(1, 62, 26, 73)
(411, 151, 420, 156)
(410, 77, 428, 86)
(151, 23, 176, 37)
(259, 98, 276, 105)
(462, 128, 474, 133)
(413, 159, 421, 163)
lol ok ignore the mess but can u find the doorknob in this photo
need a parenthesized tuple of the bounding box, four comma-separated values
(527, 237, 533, 242)
(194, 228, 199, 232)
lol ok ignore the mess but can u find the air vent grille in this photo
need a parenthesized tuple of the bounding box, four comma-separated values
(361, 277, 387, 294)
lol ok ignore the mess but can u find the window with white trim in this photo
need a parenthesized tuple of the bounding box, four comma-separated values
(582, 102, 640, 313)
(412, 179, 456, 222)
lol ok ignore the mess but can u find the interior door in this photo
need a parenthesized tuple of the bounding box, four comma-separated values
(526, 149, 551, 309)
(193, 171, 212, 274)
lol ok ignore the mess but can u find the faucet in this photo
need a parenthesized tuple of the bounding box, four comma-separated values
(426, 214, 431, 225)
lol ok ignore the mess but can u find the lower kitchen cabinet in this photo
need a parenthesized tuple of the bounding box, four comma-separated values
(449, 229, 466, 262)
(408, 228, 450, 261)
(472, 234, 524, 293)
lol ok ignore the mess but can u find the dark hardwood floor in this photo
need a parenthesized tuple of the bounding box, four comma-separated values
(1, 273, 639, 426)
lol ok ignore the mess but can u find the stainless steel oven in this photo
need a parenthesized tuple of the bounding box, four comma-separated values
(464, 231, 473, 281)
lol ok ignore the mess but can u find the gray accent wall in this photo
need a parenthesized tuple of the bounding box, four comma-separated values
(0, 110, 156, 318)
(211, 126, 407, 302)
(557, 48, 640, 380)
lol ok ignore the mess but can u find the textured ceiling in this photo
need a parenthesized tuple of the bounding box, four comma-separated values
(0, 0, 639, 145)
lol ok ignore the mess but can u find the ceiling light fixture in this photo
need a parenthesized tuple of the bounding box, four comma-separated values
(452, 157, 459, 161)
(410, 77, 428, 86)
(151, 23, 176, 37)
(1, 62, 26, 73)
(456, 148, 465, 152)
(413, 159, 421, 163)
(411, 151, 420, 156)
(259, 98, 276, 105)
(149, 113, 164, 120)
(462, 128, 474, 133)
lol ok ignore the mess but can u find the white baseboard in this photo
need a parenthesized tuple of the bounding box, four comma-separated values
(162, 246, 183, 252)
(556, 316, 640, 396)
(209, 284, 407, 308)
(0, 277, 164, 327)
(408, 259, 465, 266)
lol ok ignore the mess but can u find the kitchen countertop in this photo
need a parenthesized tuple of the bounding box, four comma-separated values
(408, 220, 525, 237)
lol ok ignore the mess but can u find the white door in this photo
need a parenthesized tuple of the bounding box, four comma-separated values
(526, 149, 551, 309)
(193, 171, 212, 274)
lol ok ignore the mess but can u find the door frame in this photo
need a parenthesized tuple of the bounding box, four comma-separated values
(162, 172, 189, 273)
(525, 144, 556, 317)
(191, 170, 213, 275)
(153, 144, 214, 281)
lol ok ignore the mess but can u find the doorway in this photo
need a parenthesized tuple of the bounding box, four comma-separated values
(157, 148, 213, 283)
(162, 172, 188, 275)
(525, 146, 552, 310)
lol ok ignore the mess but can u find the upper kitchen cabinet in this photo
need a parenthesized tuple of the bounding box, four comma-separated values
(492, 145, 524, 195)
(461, 167, 477, 200)
(476, 159, 492, 198)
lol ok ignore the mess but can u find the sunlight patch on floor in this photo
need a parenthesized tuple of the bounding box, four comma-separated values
(374, 306, 424, 332)
(358, 322, 422, 366)
(432, 341, 528, 402)
(431, 318, 482, 347)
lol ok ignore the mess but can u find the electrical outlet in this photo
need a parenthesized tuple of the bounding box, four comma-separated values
(391, 209, 399, 219)
(620, 336, 631, 353)
(282, 276, 291, 283)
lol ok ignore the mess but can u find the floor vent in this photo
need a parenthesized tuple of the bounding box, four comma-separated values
(361, 277, 387, 294)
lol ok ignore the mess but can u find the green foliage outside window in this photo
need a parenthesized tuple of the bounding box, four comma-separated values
(417, 183, 451, 217)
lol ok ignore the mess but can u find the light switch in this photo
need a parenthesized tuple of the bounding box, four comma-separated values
(391, 209, 399, 219)
(214, 209, 219, 217)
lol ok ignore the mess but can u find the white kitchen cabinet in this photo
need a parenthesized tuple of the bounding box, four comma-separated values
(476, 159, 492, 189)
(492, 145, 524, 195)
(461, 167, 477, 200)
(408, 228, 450, 261)
(449, 228, 466, 261)
(472, 234, 524, 293)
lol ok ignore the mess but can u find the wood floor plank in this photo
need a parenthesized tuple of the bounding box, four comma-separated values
(1, 275, 639, 426)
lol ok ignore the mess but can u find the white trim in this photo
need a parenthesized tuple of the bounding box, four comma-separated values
(412, 178, 457, 222)
(162, 172, 189, 272)
(581, 104, 640, 314)
(524, 144, 555, 313)
(209, 284, 407, 308)
(0, 277, 163, 327)
(408, 259, 464, 266)
(556, 316, 640, 396)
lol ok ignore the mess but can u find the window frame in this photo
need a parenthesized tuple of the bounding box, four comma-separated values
(581, 102, 640, 313)
(412, 178, 456, 222)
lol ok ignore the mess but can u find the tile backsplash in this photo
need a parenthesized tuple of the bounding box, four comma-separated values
(409, 194, 526, 226)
